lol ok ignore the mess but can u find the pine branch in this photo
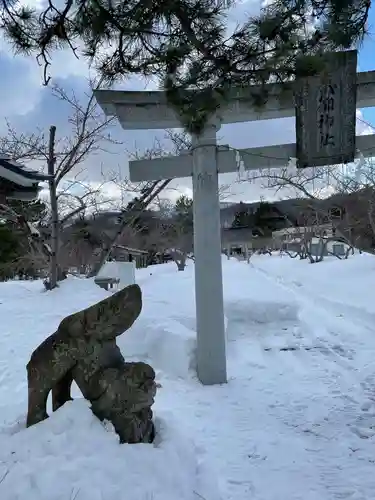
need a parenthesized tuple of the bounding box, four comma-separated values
(0, 0, 370, 132)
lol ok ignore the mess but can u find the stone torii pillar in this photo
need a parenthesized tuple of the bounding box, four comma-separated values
(137, 118, 232, 385)
(189, 119, 227, 384)
(126, 123, 245, 386)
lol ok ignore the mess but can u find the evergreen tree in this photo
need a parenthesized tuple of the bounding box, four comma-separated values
(175, 195, 193, 229)
(0, 199, 48, 280)
(0, 223, 21, 279)
(253, 202, 273, 234)
(233, 210, 250, 228)
(9, 199, 47, 224)
(0, 0, 370, 133)
(166, 195, 193, 270)
(232, 202, 251, 228)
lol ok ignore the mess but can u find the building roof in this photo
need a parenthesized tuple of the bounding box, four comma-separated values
(0, 155, 52, 186)
(221, 227, 255, 244)
(113, 244, 148, 255)
(0, 155, 52, 201)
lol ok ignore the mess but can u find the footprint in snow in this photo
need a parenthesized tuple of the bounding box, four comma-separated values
(351, 415, 375, 439)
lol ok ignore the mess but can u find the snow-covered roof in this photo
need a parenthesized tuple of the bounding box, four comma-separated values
(0, 154, 52, 188)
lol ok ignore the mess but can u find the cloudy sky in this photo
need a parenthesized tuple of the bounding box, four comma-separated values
(1, 0, 375, 205)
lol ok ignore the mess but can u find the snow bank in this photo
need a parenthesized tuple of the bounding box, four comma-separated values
(120, 263, 198, 379)
(0, 274, 220, 500)
(120, 317, 197, 379)
(0, 401, 220, 500)
(222, 257, 299, 326)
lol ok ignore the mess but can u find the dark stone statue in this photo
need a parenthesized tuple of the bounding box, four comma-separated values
(26, 284, 156, 444)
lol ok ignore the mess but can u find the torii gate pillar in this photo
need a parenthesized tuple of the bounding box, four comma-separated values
(191, 120, 227, 385)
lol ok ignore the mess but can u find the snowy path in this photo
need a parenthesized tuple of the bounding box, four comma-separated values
(155, 260, 375, 500)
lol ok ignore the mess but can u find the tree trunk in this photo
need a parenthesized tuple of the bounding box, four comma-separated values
(176, 261, 186, 271)
(174, 252, 187, 271)
(48, 126, 58, 290)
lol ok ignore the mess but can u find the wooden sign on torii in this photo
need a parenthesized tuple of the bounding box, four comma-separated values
(94, 70, 375, 386)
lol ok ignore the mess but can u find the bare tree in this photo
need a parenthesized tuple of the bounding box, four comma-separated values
(153, 194, 193, 271)
(272, 190, 355, 263)
(86, 179, 172, 277)
(56, 178, 117, 226)
(0, 78, 122, 287)
(168, 232, 194, 271)
(326, 159, 375, 253)
(135, 215, 192, 271)
(157, 216, 193, 271)
(52, 178, 121, 275)
(86, 131, 198, 277)
(48, 125, 58, 288)
(240, 157, 369, 258)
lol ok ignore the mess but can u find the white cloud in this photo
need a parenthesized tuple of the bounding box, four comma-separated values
(0, 49, 42, 117)
(164, 185, 193, 202)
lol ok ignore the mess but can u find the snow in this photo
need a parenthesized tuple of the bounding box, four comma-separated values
(26, 221, 40, 237)
(96, 260, 136, 289)
(1, 253, 375, 499)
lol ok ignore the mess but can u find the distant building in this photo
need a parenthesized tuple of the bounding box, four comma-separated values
(110, 245, 148, 269)
(220, 201, 289, 255)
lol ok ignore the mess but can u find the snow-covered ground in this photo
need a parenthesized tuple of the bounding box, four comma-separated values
(1, 253, 375, 499)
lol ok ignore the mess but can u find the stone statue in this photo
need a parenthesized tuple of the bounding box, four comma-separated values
(26, 284, 156, 444)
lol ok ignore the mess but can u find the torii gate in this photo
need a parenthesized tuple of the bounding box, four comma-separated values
(95, 70, 375, 386)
